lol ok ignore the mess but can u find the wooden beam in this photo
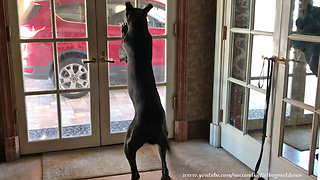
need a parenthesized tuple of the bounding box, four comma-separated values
(174, 0, 189, 141)
(0, 0, 20, 161)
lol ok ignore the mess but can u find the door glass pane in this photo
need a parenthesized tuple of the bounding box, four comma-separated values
(106, 0, 166, 37)
(228, 83, 246, 131)
(61, 93, 91, 138)
(287, 41, 318, 106)
(292, 0, 320, 36)
(57, 42, 89, 90)
(254, 0, 276, 32)
(231, 33, 249, 81)
(110, 87, 166, 133)
(250, 35, 273, 89)
(233, 0, 250, 28)
(21, 42, 55, 92)
(140, 0, 166, 35)
(18, 0, 53, 39)
(107, 0, 134, 37)
(108, 39, 166, 87)
(282, 103, 314, 172)
(55, 0, 87, 38)
(247, 89, 266, 142)
(26, 94, 59, 142)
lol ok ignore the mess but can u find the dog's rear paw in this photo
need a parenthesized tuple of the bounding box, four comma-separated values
(131, 174, 140, 180)
(161, 175, 171, 180)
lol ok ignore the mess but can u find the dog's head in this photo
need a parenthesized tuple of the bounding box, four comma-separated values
(296, 3, 320, 35)
(125, 2, 153, 29)
(119, 2, 153, 63)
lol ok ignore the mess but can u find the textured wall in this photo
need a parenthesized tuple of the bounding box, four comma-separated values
(186, 0, 216, 121)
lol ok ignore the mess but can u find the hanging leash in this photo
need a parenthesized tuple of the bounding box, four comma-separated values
(250, 57, 274, 180)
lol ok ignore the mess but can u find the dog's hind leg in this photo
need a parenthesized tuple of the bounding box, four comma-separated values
(158, 139, 171, 180)
(124, 141, 143, 180)
(124, 126, 145, 180)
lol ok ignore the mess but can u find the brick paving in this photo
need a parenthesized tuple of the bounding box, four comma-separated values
(24, 78, 165, 139)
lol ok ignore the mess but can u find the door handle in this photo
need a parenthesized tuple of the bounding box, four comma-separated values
(261, 55, 301, 65)
(101, 51, 115, 63)
(82, 58, 96, 64)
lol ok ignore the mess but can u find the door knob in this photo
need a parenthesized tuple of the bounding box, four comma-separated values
(101, 52, 115, 63)
(82, 58, 96, 64)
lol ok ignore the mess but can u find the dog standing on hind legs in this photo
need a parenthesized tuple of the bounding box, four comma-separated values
(119, 2, 171, 180)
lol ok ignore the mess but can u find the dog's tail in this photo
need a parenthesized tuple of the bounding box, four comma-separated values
(165, 138, 171, 152)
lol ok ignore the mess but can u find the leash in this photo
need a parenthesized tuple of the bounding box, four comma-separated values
(250, 57, 274, 180)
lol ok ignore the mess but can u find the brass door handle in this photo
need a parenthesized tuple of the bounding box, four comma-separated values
(261, 55, 301, 65)
(101, 51, 115, 63)
(102, 57, 115, 63)
(82, 58, 96, 64)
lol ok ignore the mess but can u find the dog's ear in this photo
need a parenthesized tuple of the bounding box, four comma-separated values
(126, 2, 134, 13)
(143, 4, 153, 15)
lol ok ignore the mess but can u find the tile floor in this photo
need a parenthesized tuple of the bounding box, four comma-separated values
(0, 140, 253, 180)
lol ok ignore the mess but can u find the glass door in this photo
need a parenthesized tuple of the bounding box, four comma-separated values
(219, 0, 277, 173)
(8, 0, 100, 154)
(98, 0, 176, 145)
(8, 0, 176, 154)
(270, 0, 320, 178)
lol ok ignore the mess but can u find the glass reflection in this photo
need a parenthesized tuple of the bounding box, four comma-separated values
(293, 1, 320, 36)
(55, 0, 87, 38)
(233, 0, 250, 29)
(231, 33, 249, 81)
(282, 103, 314, 172)
(228, 83, 245, 131)
(140, 0, 166, 35)
(254, 0, 276, 32)
(19, 0, 53, 39)
(247, 90, 266, 143)
(287, 41, 318, 106)
(250, 35, 273, 89)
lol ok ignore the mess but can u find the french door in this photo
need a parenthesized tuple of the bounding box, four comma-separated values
(8, 0, 175, 155)
(216, 0, 320, 179)
(217, 0, 277, 175)
(270, 0, 320, 179)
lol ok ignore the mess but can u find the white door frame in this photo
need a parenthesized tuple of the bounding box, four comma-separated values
(8, 0, 100, 154)
(211, 0, 281, 175)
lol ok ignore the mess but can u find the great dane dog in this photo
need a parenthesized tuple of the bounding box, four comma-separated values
(119, 2, 171, 180)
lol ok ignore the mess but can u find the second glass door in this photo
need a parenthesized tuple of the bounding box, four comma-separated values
(98, 0, 176, 145)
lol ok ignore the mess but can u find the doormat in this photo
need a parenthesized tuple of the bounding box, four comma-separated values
(284, 124, 319, 151)
(42, 144, 161, 180)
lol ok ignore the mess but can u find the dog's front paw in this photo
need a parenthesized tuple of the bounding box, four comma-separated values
(121, 23, 128, 36)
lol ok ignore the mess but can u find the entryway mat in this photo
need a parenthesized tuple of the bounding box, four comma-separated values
(284, 124, 319, 151)
(42, 144, 161, 180)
